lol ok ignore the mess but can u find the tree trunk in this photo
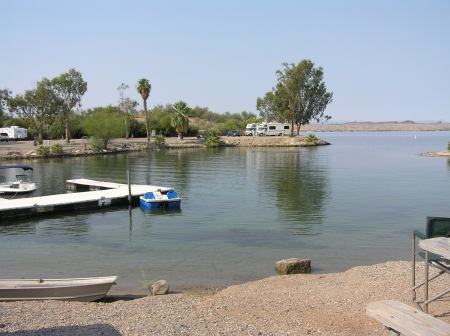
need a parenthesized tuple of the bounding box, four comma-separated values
(124, 117, 129, 139)
(65, 116, 70, 143)
(296, 123, 301, 136)
(290, 120, 295, 136)
(37, 124, 44, 145)
(143, 99, 150, 141)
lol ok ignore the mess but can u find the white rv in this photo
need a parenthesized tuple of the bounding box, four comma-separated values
(244, 123, 257, 136)
(245, 122, 291, 136)
(0, 126, 28, 140)
(256, 122, 291, 136)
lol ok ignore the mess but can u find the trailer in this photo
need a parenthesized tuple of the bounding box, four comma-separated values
(0, 126, 27, 140)
(245, 122, 291, 136)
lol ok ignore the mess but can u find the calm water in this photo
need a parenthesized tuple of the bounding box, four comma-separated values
(1, 132, 449, 291)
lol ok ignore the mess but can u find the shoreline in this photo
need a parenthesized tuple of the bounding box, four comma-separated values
(0, 136, 329, 161)
(0, 260, 448, 335)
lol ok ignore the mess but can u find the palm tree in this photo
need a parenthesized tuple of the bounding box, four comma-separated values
(136, 78, 151, 141)
(171, 101, 190, 140)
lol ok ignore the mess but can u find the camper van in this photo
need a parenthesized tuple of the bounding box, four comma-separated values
(256, 122, 291, 136)
(0, 126, 28, 140)
(245, 122, 291, 136)
(244, 123, 257, 136)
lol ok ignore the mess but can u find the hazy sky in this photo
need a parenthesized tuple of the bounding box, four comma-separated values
(1, 0, 449, 122)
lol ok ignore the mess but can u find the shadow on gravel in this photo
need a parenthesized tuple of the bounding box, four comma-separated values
(0, 324, 122, 335)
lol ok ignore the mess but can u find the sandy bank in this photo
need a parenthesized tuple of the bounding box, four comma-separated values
(420, 151, 450, 158)
(0, 261, 448, 335)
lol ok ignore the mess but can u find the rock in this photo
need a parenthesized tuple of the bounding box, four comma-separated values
(275, 258, 311, 275)
(151, 280, 169, 295)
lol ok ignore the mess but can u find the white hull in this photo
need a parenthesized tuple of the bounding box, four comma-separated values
(0, 276, 117, 302)
(0, 182, 37, 194)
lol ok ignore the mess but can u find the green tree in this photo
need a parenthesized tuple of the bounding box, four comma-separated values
(81, 106, 125, 149)
(51, 68, 87, 142)
(8, 79, 61, 143)
(257, 60, 333, 135)
(171, 101, 190, 139)
(0, 89, 12, 126)
(136, 78, 151, 141)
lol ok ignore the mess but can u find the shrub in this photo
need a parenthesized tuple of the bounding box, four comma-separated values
(51, 144, 63, 154)
(36, 145, 50, 156)
(154, 134, 166, 148)
(90, 137, 105, 152)
(448, 140, 450, 151)
(306, 134, 319, 143)
(204, 130, 221, 147)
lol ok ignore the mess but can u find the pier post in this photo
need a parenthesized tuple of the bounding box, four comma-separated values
(127, 170, 132, 205)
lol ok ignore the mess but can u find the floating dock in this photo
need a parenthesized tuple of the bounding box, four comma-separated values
(0, 179, 171, 220)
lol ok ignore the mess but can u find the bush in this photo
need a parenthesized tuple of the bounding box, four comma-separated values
(36, 145, 50, 156)
(90, 137, 105, 152)
(51, 144, 63, 154)
(154, 134, 166, 148)
(305, 134, 319, 143)
(204, 130, 221, 147)
(448, 140, 450, 151)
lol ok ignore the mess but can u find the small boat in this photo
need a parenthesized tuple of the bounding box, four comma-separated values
(140, 189, 182, 209)
(0, 165, 37, 194)
(0, 276, 117, 302)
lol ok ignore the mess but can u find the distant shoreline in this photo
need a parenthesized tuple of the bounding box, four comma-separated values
(302, 121, 450, 132)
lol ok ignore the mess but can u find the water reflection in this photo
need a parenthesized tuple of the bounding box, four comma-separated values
(252, 147, 328, 235)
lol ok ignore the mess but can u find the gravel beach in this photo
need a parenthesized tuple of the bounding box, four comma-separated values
(0, 261, 448, 335)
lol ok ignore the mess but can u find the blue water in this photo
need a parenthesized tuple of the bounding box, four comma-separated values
(0, 132, 449, 291)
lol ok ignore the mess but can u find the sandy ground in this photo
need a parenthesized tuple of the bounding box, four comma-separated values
(0, 261, 448, 335)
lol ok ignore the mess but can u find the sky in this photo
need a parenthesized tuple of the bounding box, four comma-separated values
(1, 0, 449, 122)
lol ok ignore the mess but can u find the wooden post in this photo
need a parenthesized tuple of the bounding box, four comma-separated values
(127, 170, 132, 206)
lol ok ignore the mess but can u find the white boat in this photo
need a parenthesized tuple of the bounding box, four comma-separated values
(0, 165, 37, 194)
(0, 276, 117, 302)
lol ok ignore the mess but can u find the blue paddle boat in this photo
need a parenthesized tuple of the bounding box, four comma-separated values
(139, 189, 181, 209)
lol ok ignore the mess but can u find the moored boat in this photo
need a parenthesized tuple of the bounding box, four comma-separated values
(0, 276, 117, 302)
(140, 189, 182, 209)
(0, 165, 37, 195)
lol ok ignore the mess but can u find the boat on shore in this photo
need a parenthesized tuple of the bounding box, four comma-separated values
(0, 276, 117, 302)
(0, 165, 37, 195)
(140, 189, 182, 209)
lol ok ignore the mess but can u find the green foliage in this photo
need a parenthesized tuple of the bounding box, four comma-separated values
(305, 133, 319, 143)
(51, 68, 87, 142)
(136, 78, 152, 140)
(257, 59, 333, 134)
(204, 129, 221, 147)
(448, 140, 450, 151)
(81, 106, 125, 149)
(36, 145, 50, 156)
(154, 134, 166, 147)
(8, 78, 62, 143)
(90, 137, 104, 152)
(51, 143, 63, 154)
(171, 101, 190, 139)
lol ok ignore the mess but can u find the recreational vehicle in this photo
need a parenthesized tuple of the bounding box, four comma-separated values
(0, 126, 27, 140)
(244, 122, 290, 136)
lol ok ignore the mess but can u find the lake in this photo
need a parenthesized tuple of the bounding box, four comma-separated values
(1, 132, 449, 292)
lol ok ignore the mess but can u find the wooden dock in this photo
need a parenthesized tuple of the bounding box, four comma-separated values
(0, 179, 172, 220)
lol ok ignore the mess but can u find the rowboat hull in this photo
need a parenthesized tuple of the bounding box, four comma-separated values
(0, 276, 117, 302)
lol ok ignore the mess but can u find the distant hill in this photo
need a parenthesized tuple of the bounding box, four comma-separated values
(301, 122, 450, 132)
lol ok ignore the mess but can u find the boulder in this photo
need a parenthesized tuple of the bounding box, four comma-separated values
(275, 258, 311, 275)
(151, 280, 169, 295)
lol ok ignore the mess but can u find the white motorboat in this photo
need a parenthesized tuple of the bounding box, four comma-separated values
(0, 276, 117, 302)
(0, 165, 37, 194)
